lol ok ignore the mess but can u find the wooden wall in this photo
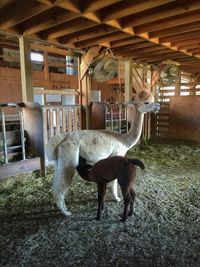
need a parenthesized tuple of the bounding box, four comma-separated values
(0, 67, 122, 103)
(0, 67, 22, 102)
(169, 96, 200, 143)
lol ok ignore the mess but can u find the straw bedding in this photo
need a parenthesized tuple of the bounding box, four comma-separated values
(0, 141, 199, 267)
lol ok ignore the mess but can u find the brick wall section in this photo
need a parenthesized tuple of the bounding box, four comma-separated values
(0, 67, 22, 102)
(0, 67, 121, 103)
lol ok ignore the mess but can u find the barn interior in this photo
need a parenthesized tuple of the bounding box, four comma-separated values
(0, 1, 200, 266)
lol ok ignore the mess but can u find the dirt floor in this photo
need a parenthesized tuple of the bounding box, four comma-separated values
(0, 141, 200, 267)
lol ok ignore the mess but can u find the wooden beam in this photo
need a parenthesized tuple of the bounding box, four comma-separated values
(0, 0, 12, 8)
(56, 0, 81, 13)
(44, 18, 97, 39)
(135, 10, 200, 34)
(0, 1, 52, 29)
(59, 25, 117, 45)
(82, 11, 102, 23)
(160, 29, 200, 43)
(112, 41, 154, 53)
(80, 45, 101, 80)
(31, 43, 74, 56)
(33, 89, 79, 95)
(110, 37, 143, 48)
(83, 0, 122, 13)
(122, 1, 200, 28)
(75, 32, 130, 48)
(23, 11, 79, 35)
(19, 36, 33, 102)
(171, 37, 200, 48)
(149, 21, 200, 38)
(102, 0, 174, 22)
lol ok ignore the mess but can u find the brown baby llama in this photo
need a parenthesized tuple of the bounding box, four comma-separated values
(76, 156, 145, 222)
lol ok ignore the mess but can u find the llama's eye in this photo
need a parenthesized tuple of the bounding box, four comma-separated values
(144, 102, 149, 105)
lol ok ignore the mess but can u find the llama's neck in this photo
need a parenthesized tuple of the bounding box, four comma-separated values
(121, 107, 144, 149)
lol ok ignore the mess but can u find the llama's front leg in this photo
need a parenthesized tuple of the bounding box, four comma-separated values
(108, 179, 121, 202)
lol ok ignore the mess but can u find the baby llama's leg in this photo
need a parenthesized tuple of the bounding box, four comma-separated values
(128, 188, 136, 216)
(96, 183, 107, 220)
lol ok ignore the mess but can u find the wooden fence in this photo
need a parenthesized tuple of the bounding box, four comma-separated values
(42, 105, 81, 144)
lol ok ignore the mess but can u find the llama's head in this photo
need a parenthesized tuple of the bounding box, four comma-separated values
(134, 91, 160, 113)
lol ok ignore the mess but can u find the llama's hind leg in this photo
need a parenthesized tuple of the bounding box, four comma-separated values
(128, 189, 136, 217)
(52, 161, 75, 216)
(121, 194, 132, 222)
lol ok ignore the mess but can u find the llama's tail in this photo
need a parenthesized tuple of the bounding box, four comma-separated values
(128, 158, 145, 170)
(45, 134, 66, 161)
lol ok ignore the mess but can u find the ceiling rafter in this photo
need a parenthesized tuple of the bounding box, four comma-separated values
(134, 10, 200, 34)
(59, 25, 118, 45)
(121, 1, 200, 28)
(102, 0, 175, 22)
(0, 0, 52, 30)
(1, 0, 200, 70)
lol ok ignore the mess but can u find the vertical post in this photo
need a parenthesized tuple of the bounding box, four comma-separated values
(19, 36, 33, 102)
(124, 60, 132, 101)
(175, 69, 181, 96)
(81, 74, 91, 129)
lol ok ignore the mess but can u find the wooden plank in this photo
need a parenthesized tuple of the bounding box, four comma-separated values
(132, 67, 145, 92)
(0, 158, 41, 180)
(49, 108, 54, 138)
(56, 109, 60, 135)
(33, 89, 79, 95)
(31, 43, 74, 56)
(62, 109, 66, 133)
(68, 109, 72, 132)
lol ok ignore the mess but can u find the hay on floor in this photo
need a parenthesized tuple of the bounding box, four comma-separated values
(0, 141, 200, 267)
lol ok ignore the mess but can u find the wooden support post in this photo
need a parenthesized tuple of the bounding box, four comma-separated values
(124, 60, 132, 101)
(19, 36, 33, 102)
(175, 70, 181, 96)
(81, 74, 91, 129)
(44, 51, 49, 82)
